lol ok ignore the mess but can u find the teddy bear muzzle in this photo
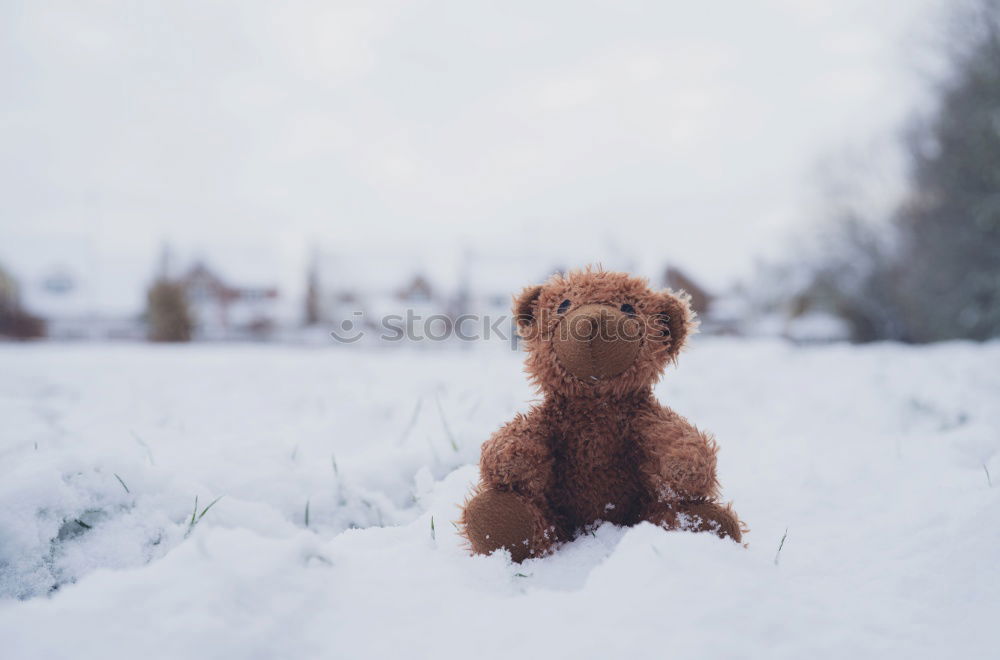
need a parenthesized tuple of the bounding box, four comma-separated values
(552, 303, 642, 381)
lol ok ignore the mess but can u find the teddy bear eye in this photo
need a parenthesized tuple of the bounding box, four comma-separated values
(557, 299, 571, 314)
(620, 303, 636, 316)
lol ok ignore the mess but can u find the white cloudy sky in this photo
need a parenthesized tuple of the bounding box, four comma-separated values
(0, 0, 942, 313)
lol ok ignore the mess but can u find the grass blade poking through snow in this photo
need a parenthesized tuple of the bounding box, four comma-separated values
(186, 495, 223, 537)
(198, 496, 222, 521)
(114, 473, 130, 494)
(774, 528, 789, 566)
(305, 499, 310, 528)
(430, 516, 436, 541)
(984, 463, 992, 487)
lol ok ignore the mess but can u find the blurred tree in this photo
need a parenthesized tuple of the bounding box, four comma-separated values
(780, 0, 1000, 343)
(893, 0, 1000, 341)
(0, 261, 45, 339)
(147, 279, 192, 342)
(799, 214, 905, 342)
(304, 259, 320, 326)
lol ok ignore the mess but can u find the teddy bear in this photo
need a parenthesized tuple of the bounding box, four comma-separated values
(460, 268, 744, 562)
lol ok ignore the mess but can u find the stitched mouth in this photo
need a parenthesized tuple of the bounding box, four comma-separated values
(551, 304, 642, 381)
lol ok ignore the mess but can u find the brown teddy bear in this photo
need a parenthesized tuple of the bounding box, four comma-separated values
(460, 268, 744, 562)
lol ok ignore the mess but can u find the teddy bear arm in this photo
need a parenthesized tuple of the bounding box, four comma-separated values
(638, 420, 720, 502)
(479, 416, 554, 498)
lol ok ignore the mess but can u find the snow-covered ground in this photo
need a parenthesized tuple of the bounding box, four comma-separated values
(1, 339, 998, 659)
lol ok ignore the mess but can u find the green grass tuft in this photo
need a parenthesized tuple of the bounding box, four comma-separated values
(186, 494, 223, 536)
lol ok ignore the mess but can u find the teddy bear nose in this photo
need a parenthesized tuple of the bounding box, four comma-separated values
(552, 304, 641, 381)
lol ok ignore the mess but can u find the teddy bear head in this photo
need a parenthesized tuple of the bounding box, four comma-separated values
(514, 268, 695, 399)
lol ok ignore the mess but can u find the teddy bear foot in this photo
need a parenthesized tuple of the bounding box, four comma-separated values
(677, 501, 744, 542)
(461, 489, 548, 563)
(647, 501, 744, 543)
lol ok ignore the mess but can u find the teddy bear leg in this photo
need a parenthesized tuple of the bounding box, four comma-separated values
(460, 488, 556, 562)
(645, 500, 744, 543)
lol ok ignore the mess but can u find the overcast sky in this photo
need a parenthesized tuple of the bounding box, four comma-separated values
(0, 0, 942, 313)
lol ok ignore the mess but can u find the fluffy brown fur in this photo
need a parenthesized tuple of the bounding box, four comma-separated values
(460, 267, 745, 561)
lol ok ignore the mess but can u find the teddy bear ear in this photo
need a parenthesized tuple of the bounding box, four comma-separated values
(513, 285, 543, 329)
(654, 289, 695, 352)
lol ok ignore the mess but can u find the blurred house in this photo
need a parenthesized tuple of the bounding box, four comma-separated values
(305, 252, 454, 344)
(306, 250, 587, 345)
(18, 264, 143, 340)
(660, 265, 744, 336)
(178, 262, 280, 341)
(304, 251, 723, 342)
(657, 264, 848, 342)
(7, 244, 790, 344)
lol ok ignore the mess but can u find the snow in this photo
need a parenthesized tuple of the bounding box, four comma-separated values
(1, 339, 998, 659)
(782, 311, 852, 343)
